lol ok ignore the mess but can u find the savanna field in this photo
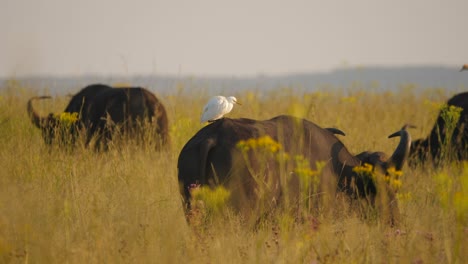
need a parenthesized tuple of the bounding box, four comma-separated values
(0, 80, 467, 263)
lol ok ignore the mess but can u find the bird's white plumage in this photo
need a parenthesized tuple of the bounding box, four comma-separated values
(201, 96, 239, 123)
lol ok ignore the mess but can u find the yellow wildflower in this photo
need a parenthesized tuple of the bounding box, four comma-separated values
(236, 136, 282, 153)
(386, 167, 403, 178)
(54, 112, 78, 127)
(191, 186, 230, 214)
(352, 163, 374, 175)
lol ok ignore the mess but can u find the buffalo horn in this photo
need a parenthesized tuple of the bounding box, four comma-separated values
(325, 127, 346, 136)
(27, 96, 51, 128)
(386, 124, 416, 171)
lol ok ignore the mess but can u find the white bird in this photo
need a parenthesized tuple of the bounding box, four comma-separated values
(200, 96, 241, 123)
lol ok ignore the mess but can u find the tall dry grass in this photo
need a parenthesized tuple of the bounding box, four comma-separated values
(0, 81, 466, 263)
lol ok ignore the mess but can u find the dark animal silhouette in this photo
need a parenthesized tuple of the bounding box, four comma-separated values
(410, 92, 468, 164)
(178, 115, 411, 225)
(27, 84, 169, 148)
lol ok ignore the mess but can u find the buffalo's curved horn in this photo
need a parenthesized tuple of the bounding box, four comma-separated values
(27, 96, 52, 128)
(386, 124, 416, 171)
(325, 127, 346, 136)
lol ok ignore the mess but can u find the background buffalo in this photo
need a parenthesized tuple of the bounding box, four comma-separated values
(27, 84, 169, 149)
(410, 91, 468, 165)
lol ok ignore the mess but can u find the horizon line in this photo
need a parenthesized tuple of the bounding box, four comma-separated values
(0, 64, 463, 80)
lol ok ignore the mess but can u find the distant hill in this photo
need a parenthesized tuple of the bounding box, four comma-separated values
(2, 66, 467, 96)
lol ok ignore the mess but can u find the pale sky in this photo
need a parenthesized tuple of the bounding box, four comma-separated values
(1, 0, 467, 78)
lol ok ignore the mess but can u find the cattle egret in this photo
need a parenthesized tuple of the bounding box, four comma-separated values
(200, 96, 241, 123)
(460, 64, 468, 72)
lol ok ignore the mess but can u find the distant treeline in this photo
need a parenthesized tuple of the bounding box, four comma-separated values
(2, 66, 467, 96)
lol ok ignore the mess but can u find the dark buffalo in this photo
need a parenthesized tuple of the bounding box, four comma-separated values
(178, 115, 410, 225)
(410, 92, 468, 164)
(27, 84, 169, 148)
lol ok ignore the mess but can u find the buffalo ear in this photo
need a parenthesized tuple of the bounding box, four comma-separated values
(41, 113, 59, 130)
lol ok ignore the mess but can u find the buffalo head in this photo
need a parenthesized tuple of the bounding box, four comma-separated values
(27, 96, 80, 145)
(27, 84, 113, 146)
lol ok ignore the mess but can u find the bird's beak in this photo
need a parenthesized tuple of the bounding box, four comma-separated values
(236, 101, 242, 105)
